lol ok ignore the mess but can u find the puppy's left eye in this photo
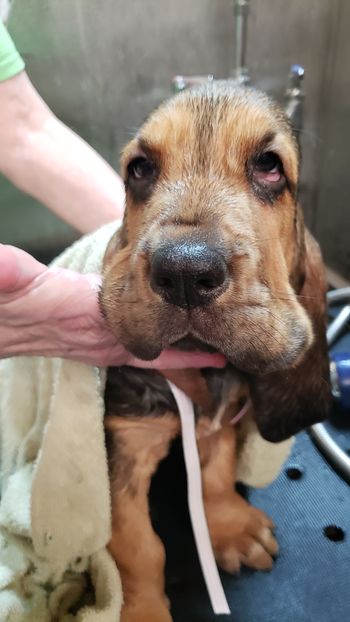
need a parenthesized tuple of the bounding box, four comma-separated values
(253, 151, 283, 184)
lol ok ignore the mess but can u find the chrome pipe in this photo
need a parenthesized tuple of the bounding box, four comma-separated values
(232, 0, 250, 85)
(310, 288, 350, 483)
(327, 287, 350, 304)
(284, 64, 305, 134)
(309, 424, 350, 483)
(327, 305, 350, 346)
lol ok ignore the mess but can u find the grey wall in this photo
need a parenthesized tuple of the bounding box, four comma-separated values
(2, 0, 349, 275)
(247, 0, 350, 277)
(311, 0, 350, 277)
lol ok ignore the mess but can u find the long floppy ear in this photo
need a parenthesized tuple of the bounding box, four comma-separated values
(249, 229, 332, 443)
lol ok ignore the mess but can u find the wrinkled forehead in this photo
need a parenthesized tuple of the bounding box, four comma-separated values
(123, 85, 299, 183)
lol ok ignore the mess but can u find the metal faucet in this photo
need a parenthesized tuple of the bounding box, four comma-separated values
(172, 0, 251, 92)
(232, 0, 250, 85)
(284, 64, 305, 134)
(172, 74, 213, 94)
(172, 0, 304, 137)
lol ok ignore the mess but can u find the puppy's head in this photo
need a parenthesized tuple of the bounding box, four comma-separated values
(101, 83, 331, 440)
(102, 84, 309, 370)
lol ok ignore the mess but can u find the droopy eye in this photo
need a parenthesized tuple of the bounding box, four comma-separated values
(128, 157, 156, 180)
(253, 151, 283, 184)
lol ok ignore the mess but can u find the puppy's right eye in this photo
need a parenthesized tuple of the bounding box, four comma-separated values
(126, 155, 158, 203)
(128, 157, 155, 180)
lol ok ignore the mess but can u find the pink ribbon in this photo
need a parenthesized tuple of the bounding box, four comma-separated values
(230, 397, 252, 426)
(167, 380, 231, 616)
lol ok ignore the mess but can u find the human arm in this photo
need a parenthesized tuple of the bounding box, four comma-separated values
(0, 70, 125, 233)
(0, 20, 124, 233)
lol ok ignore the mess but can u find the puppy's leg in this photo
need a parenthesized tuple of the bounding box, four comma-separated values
(105, 414, 179, 622)
(197, 419, 278, 573)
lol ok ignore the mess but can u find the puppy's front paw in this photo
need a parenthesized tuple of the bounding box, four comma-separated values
(121, 597, 172, 622)
(206, 493, 278, 573)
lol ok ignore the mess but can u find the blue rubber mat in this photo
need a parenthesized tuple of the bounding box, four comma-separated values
(151, 427, 350, 622)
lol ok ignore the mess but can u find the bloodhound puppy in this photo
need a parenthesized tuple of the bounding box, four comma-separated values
(100, 83, 331, 622)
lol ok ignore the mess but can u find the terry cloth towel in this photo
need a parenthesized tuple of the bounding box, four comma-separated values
(0, 221, 292, 621)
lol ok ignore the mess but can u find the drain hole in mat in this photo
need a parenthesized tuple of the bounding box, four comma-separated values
(324, 525, 345, 542)
(285, 466, 304, 480)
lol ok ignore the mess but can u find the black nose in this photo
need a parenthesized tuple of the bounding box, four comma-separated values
(150, 241, 228, 309)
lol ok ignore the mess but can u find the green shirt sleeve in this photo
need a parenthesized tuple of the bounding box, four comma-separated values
(0, 20, 25, 82)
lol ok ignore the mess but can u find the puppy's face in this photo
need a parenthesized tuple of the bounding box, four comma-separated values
(101, 84, 312, 375)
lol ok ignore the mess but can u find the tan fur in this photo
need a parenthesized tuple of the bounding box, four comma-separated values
(197, 420, 278, 573)
(105, 396, 277, 620)
(105, 415, 179, 621)
(101, 84, 331, 620)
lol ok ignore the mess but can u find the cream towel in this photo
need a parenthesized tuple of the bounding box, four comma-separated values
(0, 223, 122, 621)
(0, 221, 292, 621)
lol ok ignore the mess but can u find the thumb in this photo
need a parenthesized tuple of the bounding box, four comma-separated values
(0, 244, 47, 292)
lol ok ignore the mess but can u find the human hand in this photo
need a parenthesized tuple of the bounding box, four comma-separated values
(0, 244, 226, 368)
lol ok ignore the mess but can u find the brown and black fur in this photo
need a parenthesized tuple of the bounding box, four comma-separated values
(100, 83, 331, 622)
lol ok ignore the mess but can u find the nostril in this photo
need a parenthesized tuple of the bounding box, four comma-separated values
(194, 265, 227, 292)
(157, 276, 174, 289)
(196, 277, 218, 289)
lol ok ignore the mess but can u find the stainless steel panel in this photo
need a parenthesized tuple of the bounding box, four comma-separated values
(1, 0, 348, 276)
(312, 0, 350, 276)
